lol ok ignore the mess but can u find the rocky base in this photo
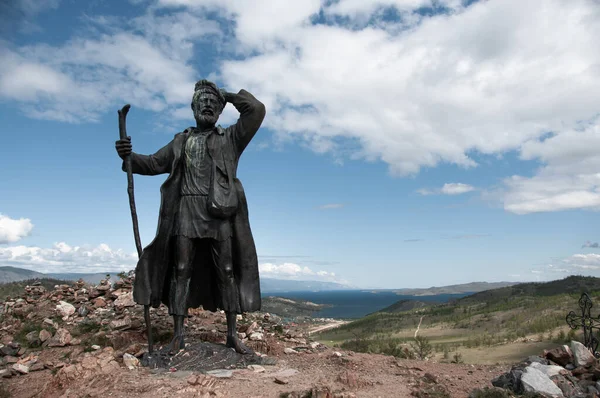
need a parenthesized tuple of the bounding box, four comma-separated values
(141, 340, 277, 371)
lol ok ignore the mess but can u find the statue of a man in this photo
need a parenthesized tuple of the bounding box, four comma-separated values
(115, 80, 265, 354)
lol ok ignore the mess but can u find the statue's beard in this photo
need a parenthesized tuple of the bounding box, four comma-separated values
(194, 110, 219, 126)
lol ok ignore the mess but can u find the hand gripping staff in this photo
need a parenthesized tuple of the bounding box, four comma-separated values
(117, 104, 154, 354)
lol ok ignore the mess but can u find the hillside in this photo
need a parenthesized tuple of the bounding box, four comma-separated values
(317, 275, 596, 363)
(0, 266, 44, 283)
(390, 281, 519, 296)
(376, 299, 432, 313)
(0, 272, 511, 398)
(261, 296, 332, 319)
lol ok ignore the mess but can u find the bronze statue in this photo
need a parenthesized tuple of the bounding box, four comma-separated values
(115, 80, 266, 354)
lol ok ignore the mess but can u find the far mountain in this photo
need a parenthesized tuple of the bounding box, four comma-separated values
(0, 266, 45, 283)
(0, 266, 354, 292)
(260, 278, 354, 293)
(388, 281, 520, 296)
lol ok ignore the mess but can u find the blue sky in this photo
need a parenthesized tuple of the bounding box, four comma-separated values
(1, 0, 600, 289)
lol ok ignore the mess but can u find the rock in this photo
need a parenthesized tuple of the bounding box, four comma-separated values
(29, 363, 45, 372)
(570, 340, 596, 367)
(4, 356, 18, 364)
(187, 374, 219, 388)
(247, 365, 265, 373)
(0, 345, 19, 357)
(56, 301, 76, 318)
(521, 367, 564, 397)
(245, 322, 259, 335)
(113, 292, 135, 309)
(12, 363, 29, 374)
(93, 297, 107, 308)
(25, 331, 41, 346)
(274, 377, 288, 385)
(333, 351, 343, 357)
(47, 328, 72, 347)
(39, 329, 52, 342)
(284, 348, 298, 354)
(249, 332, 263, 341)
(110, 317, 132, 330)
(0, 369, 11, 378)
(527, 355, 549, 365)
(310, 342, 320, 349)
(492, 368, 523, 393)
(552, 374, 580, 397)
(545, 345, 573, 367)
(78, 306, 89, 317)
(91, 345, 101, 350)
(206, 369, 233, 378)
(529, 362, 566, 377)
(122, 353, 139, 369)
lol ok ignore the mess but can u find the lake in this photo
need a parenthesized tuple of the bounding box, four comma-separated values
(264, 290, 471, 319)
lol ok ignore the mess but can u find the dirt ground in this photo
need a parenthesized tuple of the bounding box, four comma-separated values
(3, 345, 509, 398)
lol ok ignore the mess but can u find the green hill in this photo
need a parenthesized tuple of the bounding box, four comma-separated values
(261, 296, 332, 319)
(376, 299, 432, 314)
(316, 275, 596, 361)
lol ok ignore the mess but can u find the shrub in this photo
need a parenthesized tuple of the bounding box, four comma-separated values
(411, 335, 433, 360)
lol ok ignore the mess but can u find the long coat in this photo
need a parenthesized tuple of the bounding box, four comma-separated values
(126, 90, 266, 313)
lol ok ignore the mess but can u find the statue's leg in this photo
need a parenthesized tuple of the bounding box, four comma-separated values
(169, 235, 196, 353)
(210, 238, 251, 354)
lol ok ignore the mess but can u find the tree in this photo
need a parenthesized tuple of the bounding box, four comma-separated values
(411, 335, 433, 360)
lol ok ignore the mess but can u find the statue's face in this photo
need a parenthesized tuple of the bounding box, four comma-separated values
(193, 91, 222, 126)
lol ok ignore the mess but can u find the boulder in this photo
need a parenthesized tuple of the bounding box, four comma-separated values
(47, 328, 72, 347)
(39, 329, 52, 342)
(544, 345, 573, 367)
(529, 362, 566, 378)
(570, 340, 596, 367)
(122, 353, 139, 370)
(521, 367, 564, 397)
(492, 367, 524, 393)
(11, 363, 29, 374)
(113, 292, 135, 309)
(56, 301, 76, 318)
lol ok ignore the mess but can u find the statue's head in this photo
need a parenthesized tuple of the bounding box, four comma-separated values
(191, 79, 226, 128)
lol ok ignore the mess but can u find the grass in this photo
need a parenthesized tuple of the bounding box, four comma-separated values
(14, 321, 48, 348)
(315, 280, 593, 365)
(71, 320, 103, 337)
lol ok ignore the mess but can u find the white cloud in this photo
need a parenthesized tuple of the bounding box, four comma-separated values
(0, 242, 137, 274)
(441, 183, 475, 195)
(0, 10, 220, 122)
(0, 214, 33, 244)
(418, 182, 475, 195)
(259, 262, 337, 281)
(3, 0, 600, 213)
(501, 121, 600, 214)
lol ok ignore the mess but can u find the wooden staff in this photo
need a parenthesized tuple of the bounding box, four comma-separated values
(118, 104, 153, 354)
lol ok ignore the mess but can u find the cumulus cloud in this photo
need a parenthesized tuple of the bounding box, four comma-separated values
(0, 9, 220, 122)
(418, 183, 475, 196)
(501, 121, 600, 214)
(259, 262, 337, 281)
(0, 242, 137, 273)
(3, 0, 600, 213)
(0, 214, 33, 244)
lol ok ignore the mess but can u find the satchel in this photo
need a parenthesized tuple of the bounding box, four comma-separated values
(208, 159, 238, 219)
